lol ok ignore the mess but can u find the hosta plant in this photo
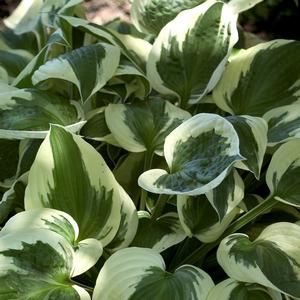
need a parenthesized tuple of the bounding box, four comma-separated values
(1, 0, 300, 299)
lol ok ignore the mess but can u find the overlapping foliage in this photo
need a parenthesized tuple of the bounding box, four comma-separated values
(1, 0, 300, 299)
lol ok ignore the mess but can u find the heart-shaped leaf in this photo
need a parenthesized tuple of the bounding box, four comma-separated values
(266, 139, 300, 207)
(93, 247, 214, 300)
(213, 40, 300, 116)
(207, 278, 282, 300)
(139, 113, 243, 195)
(0, 228, 91, 299)
(32, 43, 120, 102)
(131, 212, 186, 252)
(105, 98, 191, 155)
(217, 222, 300, 298)
(147, 0, 238, 105)
(226, 116, 268, 179)
(25, 125, 137, 246)
(263, 104, 300, 146)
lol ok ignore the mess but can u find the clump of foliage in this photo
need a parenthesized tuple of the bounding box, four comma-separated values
(1, 0, 300, 299)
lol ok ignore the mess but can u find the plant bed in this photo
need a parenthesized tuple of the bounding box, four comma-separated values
(0, 0, 300, 299)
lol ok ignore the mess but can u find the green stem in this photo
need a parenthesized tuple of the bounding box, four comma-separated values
(139, 150, 154, 211)
(70, 280, 94, 293)
(173, 195, 277, 268)
(151, 194, 169, 220)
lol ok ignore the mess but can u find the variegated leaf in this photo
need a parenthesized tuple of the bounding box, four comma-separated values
(139, 113, 243, 195)
(226, 116, 268, 178)
(217, 222, 300, 298)
(131, 0, 205, 35)
(177, 172, 242, 243)
(266, 139, 300, 207)
(147, 0, 238, 105)
(131, 211, 186, 252)
(227, 0, 264, 13)
(263, 104, 300, 146)
(93, 247, 214, 300)
(105, 98, 191, 155)
(0, 86, 84, 139)
(0, 229, 90, 299)
(213, 40, 300, 116)
(0, 208, 102, 277)
(32, 43, 120, 102)
(25, 125, 126, 246)
(207, 278, 282, 300)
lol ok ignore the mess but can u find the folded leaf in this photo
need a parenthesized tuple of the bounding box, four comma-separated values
(0, 229, 90, 299)
(93, 247, 214, 300)
(217, 222, 300, 298)
(139, 113, 243, 195)
(213, 40, 300, 116)
(32, 43, 120, 102)
(263, 104, 300, 146)
(25, 125, 125, 245)
(131, 212, 186, 252)
(226, 116, 267, 179)
(147, 0, 238, 105)
(0, 86, 84, 139)
(207, 278, 282, 300)
(105, 98, 191, 155)
(131, 0, 205, 35)
(266, 139, 300, 207)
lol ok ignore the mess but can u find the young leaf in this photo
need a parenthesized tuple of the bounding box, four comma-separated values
(226, 116, 268, 179)
(24, 125, 134, 246)
(0, 86, 84, 139)
(131, 0, 205, 35)
(0, 208, 103, 277)
(263, 104, 300, 146)
(177, 175, 241, 244)
(105, 98, 191, 155)
(131, 212, 186, 252)
(139, 113, 243, 195)
(207, 278, 282, 300)
(213, 40, 300, 116)
(32, 43, 120, 102)
(0, 229, 91, 299)
(147, 0, 238, 105)
(217, 222, 300, 299)
(93, 247, 214, 300)
(266, 139, 300, 207)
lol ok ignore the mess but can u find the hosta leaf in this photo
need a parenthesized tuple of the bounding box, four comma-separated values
(177, 195, 239, 243)
(0, 86, 84, 139)
(147, 0, 238, 105)
(32, 43, 120, 102)
(263, 104, 300, 146)
(213, 40, 300, 116)
(131, 0, 205, 35)
(108, 60, 150, 99)
(59, 16, 144, 70)
(217, 222, 300, 298)
(139, 113, 243, 195)
(131, 212, 186, 252)
(3, 0, 43, 35)
(0, 208, 102, 277)
(13, 28, 70, 88)
(226, 116, 268, 179)
(93, 247, 214, 300)
(0, 229, 90, 299)
(105, 186, 139, 251)
(207, 278, 282, 300)
(266, 139, 300, 207)
(24, 125, 126, 245)
(228, 0, 264, 13)
(105, 98, 191, 155)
